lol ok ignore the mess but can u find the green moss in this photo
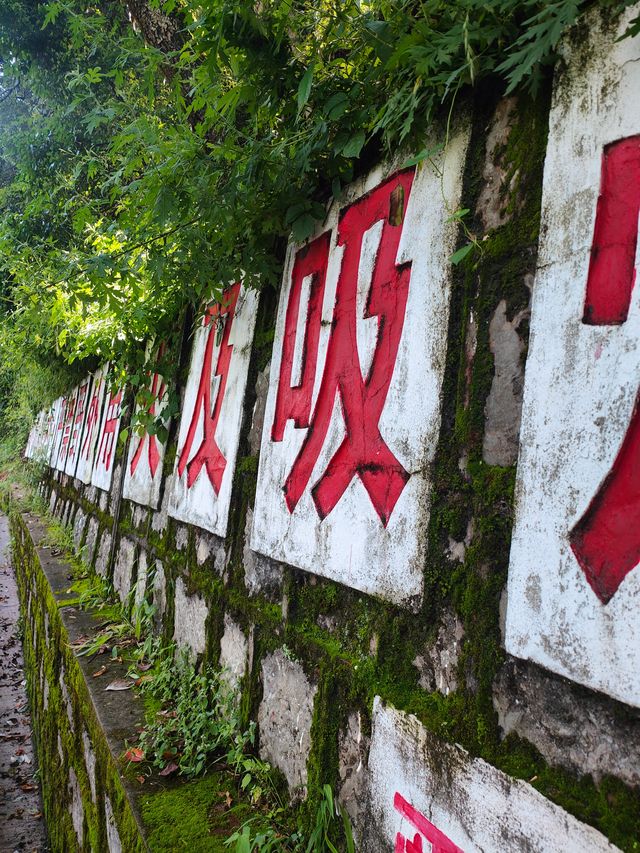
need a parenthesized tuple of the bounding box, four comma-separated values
(140, 774, 252, 852)
(10, 512, 146, 853)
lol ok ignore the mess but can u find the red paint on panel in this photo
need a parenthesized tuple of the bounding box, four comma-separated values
(571, 136, 640, 602)
(272, 231, 331, 441)
(394, 792, 464, 853)
(583, 135, 640, 325)
(59, 395, 77, 467)
(80, 376, 103, 464)
(570, 389, 640, 603)
(67, 379, 90, 470)
(272, 170, 415, 525)
(97, 389, 122, 474)
(130, 347, 167, 479)
(177, 284, 240, 494)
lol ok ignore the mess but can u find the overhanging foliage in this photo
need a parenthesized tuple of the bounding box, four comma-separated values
(0, 0, 636, 426)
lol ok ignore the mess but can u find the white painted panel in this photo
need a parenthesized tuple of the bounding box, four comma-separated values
(91, 374, 123, 492)
(65, 375, 92, 478)
(76, 367, 107, 485)
(168, 284, 259, 537)
(122, 350, 170, 509)
(251, 132, 469, 608)
(47, 398, 64, 467)
(505, 6, 640, 707)
(45, 401, 61, 465)
(55, 391, 77, 472)
(365, 699, 619, 853)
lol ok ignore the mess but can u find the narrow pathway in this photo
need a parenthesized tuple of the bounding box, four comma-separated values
(0, 514, 47, 852)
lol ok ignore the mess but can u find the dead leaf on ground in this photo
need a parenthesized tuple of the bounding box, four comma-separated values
(158, 762, 179, 777)
(137, 662, 153, 671)
(92, 665, 108, 678)
(136, 775, 145, 784)
(105, 678, 132, 691)
(124, 747, 145, 763)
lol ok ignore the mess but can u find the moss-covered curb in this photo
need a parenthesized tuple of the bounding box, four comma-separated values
(9, 510, 260, 852)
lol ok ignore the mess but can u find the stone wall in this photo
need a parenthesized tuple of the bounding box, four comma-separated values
(22, 6, 640, 850)
(11, 513, 145, 852)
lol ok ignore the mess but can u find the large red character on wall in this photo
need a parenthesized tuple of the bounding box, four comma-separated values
(130, 346, 167, 480)
(177, 283, 240, 494)
(271, 170, 415, 526)
(394, 793, 464, 853)
(570, 135, 640, 603)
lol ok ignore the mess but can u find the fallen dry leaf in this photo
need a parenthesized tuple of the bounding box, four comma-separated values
(136, 775, 145, 784)
(105, 678, 132, 692)
(124, 747, 145, 763)
(20, 784, 36, 792)
(158, 762, 179, 777)
(92, 665, 108, 678)
(137, 662, 153, 672)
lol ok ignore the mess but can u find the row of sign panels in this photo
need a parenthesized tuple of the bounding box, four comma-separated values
(25, 8, 640, 710)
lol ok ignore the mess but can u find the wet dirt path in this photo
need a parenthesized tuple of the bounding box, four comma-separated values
(0, 514, 47, 852)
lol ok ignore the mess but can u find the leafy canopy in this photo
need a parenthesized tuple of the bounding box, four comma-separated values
(0, 0, 636, 430)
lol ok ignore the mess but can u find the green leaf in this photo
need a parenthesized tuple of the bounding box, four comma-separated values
(341, 130, 365, 159)
(291, 213, 316, 243)
(41, 2, 62, 29)
(402, 143, 444, 168)
(450, 242, 475, 265)
(153, 186, 177, 226)
(324, 92, 349, 121)
(297, 64, 314, 116)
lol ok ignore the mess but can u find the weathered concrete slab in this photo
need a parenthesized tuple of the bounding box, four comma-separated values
(76, 367, 108, 485)
(65, 375, 92, 478)
(219, 613, 248, 694)
(258, 649, 316, 797)
(113, 537, 136, 604)
(91, 377, 123, 492)
(251, 131, 469, 608)
(168, 284, 258, 537)
(363, 699, 619, 852)
(122, 353, 169, 509)
(505, 5, 640, 707)
(172, 577, 208, 658)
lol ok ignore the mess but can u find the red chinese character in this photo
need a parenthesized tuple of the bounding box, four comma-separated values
(394, 792, 464, 853)
(570, 135, 640, 603)
(59, 396, 76, 464)
(68, 380, 90, 467)
(81, 377, 103, 463)
(97, 389, 122, 473)
(271, 170, 416, 526)
(177, 283, 240, 493)
(130, 347, 167, 479)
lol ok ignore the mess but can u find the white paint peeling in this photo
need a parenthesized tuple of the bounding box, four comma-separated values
(365, 699, 619, 852)
(505, 5, 640, 708)
(251, 131, 470, 607)
(168, 285, 259, 536)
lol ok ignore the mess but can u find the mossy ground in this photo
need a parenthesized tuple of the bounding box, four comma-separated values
(140, 773, 253, 852)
